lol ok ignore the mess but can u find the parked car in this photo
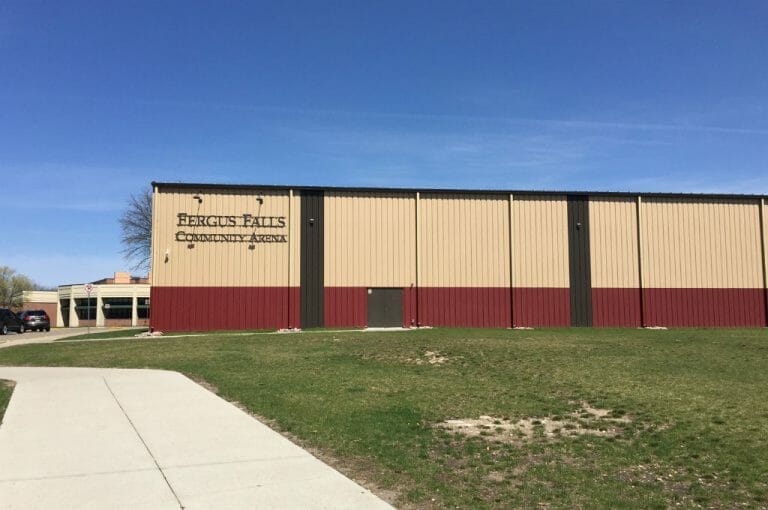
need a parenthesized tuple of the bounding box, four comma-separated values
(18, 310, 51, 332)
(0, 308, 25, 335)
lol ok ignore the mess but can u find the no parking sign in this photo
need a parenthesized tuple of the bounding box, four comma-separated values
(84, 283, 94, 334)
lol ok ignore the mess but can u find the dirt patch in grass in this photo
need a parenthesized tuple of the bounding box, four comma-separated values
(360, 350, 452, 366)
(413, 351, 448, 365)
(438, 401, 634, 443)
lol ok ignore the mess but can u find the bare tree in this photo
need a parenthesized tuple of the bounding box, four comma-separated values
(0, 266, 36, 308)
(120, 187, 153, 272)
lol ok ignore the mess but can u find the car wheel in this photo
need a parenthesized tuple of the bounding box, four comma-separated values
(1, 324, 7, 335)
(45, 327, 51, 332)
(19, 324, 25, 334)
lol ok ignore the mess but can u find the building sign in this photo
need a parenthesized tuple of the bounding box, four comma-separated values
(174, 213, 288, 244)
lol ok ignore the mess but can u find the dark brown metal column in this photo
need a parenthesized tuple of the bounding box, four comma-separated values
(568, 195, 593, 326)
(300, 191, 324, 328)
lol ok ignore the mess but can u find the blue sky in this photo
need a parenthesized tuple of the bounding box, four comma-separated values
(1, 1, 767, 287)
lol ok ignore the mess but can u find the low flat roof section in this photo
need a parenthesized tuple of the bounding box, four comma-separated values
(22, 291, 58, 304)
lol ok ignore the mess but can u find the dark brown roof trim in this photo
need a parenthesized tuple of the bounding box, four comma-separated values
(151, 181, 768, 200)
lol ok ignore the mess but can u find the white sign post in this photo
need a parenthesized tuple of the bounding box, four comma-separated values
(84, 283, 94, 335)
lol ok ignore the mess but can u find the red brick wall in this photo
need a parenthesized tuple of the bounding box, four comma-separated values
(22, 302, 58, 326)
(103, 318, 150, 327)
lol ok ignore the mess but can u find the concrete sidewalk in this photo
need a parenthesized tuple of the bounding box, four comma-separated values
(0, 367, 393, 509)
(0, 327, 137, 349)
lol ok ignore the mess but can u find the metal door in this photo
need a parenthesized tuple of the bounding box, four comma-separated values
(367, 288, 403, 327)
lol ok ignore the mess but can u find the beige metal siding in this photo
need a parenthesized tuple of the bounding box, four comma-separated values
(589, 197, 639, 288)
(288, 190, 300, 287)
(324, 192, 416, 287)
(640, 198, 763, 288)
(763, 199, 768, 290)
(419, 194, 509, 287)
(511, 196, 569, 287)
(151, 188, 300, 287)
(150, 184, 158, 286)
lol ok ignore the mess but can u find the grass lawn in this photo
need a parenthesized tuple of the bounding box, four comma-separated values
(1, 327, 767, 508)
(0, 380, 14, 424)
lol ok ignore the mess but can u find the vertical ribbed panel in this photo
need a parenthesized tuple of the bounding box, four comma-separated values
(149, 185, 158, 287)
(642, 288, 765, 327)
(640, 198, 766, 327)
(589, 197, 639, 288)
(511, 196, 569, 287)
(762, 199, 768, 294)
(418, 193, 509, 286)
(150, 287, 298, 331)
(589, 197, 641, 326)
(761, 199, 768, 326)
(641, 198, 763, 288)
(418, 288, 511, 328)
(151, 188, 299, 287)
(416, 193, 510, 328)
(288, 190, 301, 288)
(324, 192, 416, 287)
(511, 195, 570, 327)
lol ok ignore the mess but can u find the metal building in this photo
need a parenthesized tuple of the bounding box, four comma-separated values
(150, 183, 768, 331)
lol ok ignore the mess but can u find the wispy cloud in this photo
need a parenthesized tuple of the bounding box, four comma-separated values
(2, 95, 766, 198)
(147, 103, 768, 136)
(256, 113, 768, 194)
(268, 122, 682, 191)
(611, 174, 768, 195)
(7, 92, 768, 137)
